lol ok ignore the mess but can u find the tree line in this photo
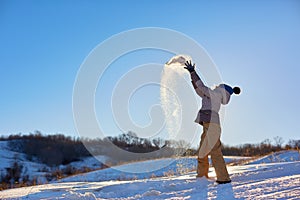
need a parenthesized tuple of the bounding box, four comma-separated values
(1, 131, 299, 167)
(4, 131, 91, 166)
(222, 137, 300, 157)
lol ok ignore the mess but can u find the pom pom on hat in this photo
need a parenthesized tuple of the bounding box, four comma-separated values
(233, 87, 241, 95)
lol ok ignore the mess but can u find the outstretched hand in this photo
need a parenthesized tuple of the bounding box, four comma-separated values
(184, 60, 195, 73)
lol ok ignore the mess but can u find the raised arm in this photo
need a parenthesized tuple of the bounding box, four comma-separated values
(184, 61, 210, 98)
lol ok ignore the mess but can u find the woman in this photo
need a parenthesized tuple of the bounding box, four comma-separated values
(184, 61, 241, 184)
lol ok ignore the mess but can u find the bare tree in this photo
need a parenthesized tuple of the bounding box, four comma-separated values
(273, 136, 284, 149)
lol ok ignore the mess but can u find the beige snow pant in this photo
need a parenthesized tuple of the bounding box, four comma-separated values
(197, 123, 230, 182)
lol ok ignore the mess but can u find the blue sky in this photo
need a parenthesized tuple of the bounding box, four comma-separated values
(1, 0, 299, 146)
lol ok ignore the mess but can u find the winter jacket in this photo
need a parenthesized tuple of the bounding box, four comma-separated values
(190, 71, 231, 125)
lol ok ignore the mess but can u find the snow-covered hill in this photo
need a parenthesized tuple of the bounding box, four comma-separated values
(1, 150, 299, 199)
(0, 141, 50, 183)
(58, 156, 249, 183)
(0, 141, 108, 184)
(246, 150, 300, 165)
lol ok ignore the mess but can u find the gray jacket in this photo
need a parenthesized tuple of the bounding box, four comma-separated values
(190, 71, 231, 125)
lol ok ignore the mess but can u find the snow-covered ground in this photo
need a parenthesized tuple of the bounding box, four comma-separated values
(1, 150, 299, 199)
(0, 141, 108, 184)
(58, 156, 248, 182)
(0, 141, 50, 183)
(246, 150, 300, 165)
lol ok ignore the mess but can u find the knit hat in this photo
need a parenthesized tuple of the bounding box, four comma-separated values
(220, 84, 241, 95)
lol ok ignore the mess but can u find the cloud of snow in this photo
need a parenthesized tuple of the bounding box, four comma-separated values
(160, 55, 192, 140)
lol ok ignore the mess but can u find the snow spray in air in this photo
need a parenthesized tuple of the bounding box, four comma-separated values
(160, 55, 194, 141)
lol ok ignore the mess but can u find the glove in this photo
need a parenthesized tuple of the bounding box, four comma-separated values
(184, 60, 195, 73)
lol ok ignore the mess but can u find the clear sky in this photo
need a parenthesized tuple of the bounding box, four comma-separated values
(1, 0, 299, 146)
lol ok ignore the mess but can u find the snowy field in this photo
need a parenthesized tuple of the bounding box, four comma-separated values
(0, 150, 299, 199)
(0, 141, 108, 184)
(0, 141, 47, 178)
